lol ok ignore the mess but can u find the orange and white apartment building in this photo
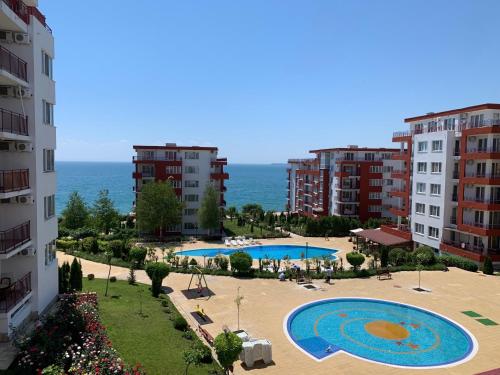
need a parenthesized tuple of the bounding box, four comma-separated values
(390, 103, 500, 266)
(287, 146, 400, 222)
(133, 143, 228, 236)
(0, 0, 57, 340)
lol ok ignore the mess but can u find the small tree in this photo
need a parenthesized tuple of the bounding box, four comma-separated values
(92, 189, 119, 234)
(69, 258, 82, 291)
(227, 206, 237, 221)
(229, 252, 253, 274)
(183, 345, 204, 375)
(104, 250, 113, 297)
(61, 191, 89, 229)
(415, 252, 425, 291)
(380, 247, 389, 268)
(483, 256, 494, 275)
(213, 331, 243, 374)
(198, 184, 221, 236)
(58, 261, 71, 293)
(145, 262, 170, 297)
(129, 246, 147, 267)
(346, 252, 365, 271)
(128, 262, 137, 285)
(234, 287, 244, 330)
(136, 181, 183, 240)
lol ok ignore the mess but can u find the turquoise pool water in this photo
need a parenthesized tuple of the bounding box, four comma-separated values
(176, 245, 338, 260)
(285, 298, 476, 368)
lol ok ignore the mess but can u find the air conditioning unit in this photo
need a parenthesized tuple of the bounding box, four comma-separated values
(16, 195, 34, 204)
(15, 87, 31, 98)
(0, 30, 13, 43)
(14, 33, 29, 44)
(20, 247, 36, 256)
(0, 141, 15, 151)
(16, 142, 32, 152)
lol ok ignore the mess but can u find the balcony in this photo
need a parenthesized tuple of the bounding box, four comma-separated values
(458, 220, 500, 236)
(0, 221, 30, 257)
(463, 171, 500, 185)
(380, 224, 412, 241)
(389, 206, 408, 217)
(0, 0, 29, 31)
(389, 188, 407, 197)
(0, 108, 28, 139)
(211, 172, 229, 180)
(0, 272, 32, 313)
(0, 169, 29, 198)
(392, 130, 412, 142)
(0, 45, 28, 85)
(463, 146, 500, 160)
(390, 170, 406, 179)
(211, 158, 227, 167)
(438, 240, 500, 262)
(132, 156, 182, 165)
(391, 152, 409, 160)
(462, 195, 500, 210)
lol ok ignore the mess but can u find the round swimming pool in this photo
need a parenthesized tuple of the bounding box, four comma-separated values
(175, 244, 338, 260)
(285, 298, 477, 368)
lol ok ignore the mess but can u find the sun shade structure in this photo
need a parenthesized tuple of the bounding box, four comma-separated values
(355, 228, 412, 247)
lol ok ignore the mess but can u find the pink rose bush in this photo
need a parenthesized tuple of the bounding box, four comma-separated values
(15, 293, 145, 374)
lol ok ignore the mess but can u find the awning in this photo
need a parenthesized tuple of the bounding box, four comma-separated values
(349, 228, 364, 234)
(355, 228, 411, 246)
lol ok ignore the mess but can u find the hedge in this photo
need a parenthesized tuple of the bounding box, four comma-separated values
(438, 255, 478, 272)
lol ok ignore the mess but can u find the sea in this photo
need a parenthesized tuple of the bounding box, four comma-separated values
(56, 162, 287, 216)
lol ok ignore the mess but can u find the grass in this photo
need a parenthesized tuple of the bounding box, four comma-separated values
(83, 278, 221, 375)
(223, 219, 288, 239)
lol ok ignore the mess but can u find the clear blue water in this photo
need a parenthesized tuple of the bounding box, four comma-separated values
(287, 298, 475, 367)
(176, 245, 338, 260)
(55, 162, 286, 215)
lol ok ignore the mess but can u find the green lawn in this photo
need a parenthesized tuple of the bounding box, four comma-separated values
(83, 279, 220, 375)
(223, 219, 286, 238)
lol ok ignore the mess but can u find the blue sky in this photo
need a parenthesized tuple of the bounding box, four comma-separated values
(41, 0, 500, 163)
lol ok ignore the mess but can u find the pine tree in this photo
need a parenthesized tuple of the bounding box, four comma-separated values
(69, 258, 82, 291)
(92, 189, 119, 234)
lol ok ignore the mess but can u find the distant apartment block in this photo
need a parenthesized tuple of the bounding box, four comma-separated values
(133, 143, 228, 235)
(0, 0, 57, 340)
(390, 103, 500, 265)
(287, 146, 399, 222)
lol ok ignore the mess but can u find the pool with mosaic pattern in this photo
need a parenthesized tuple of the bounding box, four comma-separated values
(284, 298, 477, 368)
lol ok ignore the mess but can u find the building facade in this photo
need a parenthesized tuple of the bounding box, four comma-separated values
(287, 146, 399, 222)
(390, 104, 500, 265)
(133, 143, 228, 235)
(0, 0, 57, 340)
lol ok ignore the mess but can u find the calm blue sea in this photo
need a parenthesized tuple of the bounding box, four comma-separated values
(56, 162, 287, 215)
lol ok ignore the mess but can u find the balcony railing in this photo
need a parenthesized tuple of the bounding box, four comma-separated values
(0, 45, 27, 82)
(0, 272, 31, 313)
(0, 221, 30, 254)
(0, 108, 28, 136)
(1, 0, 29, 23)
(0, 169, 29, 193)
(132, 156, 182, 162)
(465, 171, 500, 179)
(394, 120, 500, 138)
(463, 195, 500, 204)
(461, 220, 500, 230)
(466, 147, 500, 154)
(441, 240, 483, 255)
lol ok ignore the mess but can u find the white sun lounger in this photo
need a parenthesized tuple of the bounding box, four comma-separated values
(225, 239, 231, 247)
(231, 239, 238, 246)
(237, 239, 244, 246)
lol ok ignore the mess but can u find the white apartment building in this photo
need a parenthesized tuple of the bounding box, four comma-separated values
(0, 0, 57, 340)
(391, 104, 500, 266)
(133, 144, 228, 236)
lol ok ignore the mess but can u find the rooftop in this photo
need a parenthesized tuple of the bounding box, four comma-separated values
(404, 103, 500, 123)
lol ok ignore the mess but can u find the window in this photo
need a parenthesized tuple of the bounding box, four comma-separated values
(431, 162, 442, 174)
(344, 153, 354, 161)
(368, 205, 382, 212)
(184, 166, 198, 174)
(428, 226, 439, 239)
(369, 165, 382, 173)
(414, 223, 424, 235)
(415, 203, 425, 215)
(184, 222, 198, 230)
(166, 165, 181, 174)
(184, 194, 199, 202)
(45, 240, 56, 265)
(430, 184, 441, 196)
(418, 141, 427, 152)
(42, 50, 53, 79)
(364, 153, 375, 161)
(43, 100, 54, 125)
(43, 149, 54, 172)
(444, 118, 456, 130)
(44, 194, 55, 219)
(432, 140, 443, 152)
(168, 179, 181, 188)
(185, 152, 199, 159)
(369, 179, 383, 186)
(184, 180, 199, 188)
(416, 182, 426, 194)
(429, 205, 440, 217)
(369, 192, 382, 200)
(184, 208, 198, 216)
(164, 151, 177, 160)
(417, 162, 427, 173)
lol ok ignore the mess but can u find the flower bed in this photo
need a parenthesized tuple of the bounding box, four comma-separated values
(15, 293, 145, 374)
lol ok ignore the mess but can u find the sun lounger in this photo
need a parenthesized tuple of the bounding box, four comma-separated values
(237, 239, 244, 246)
(198, 325, 214, 346)
(225, 239, 231, 247)
(231, 239, 238, 246)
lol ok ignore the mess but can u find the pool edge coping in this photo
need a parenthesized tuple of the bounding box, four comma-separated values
(282, 296, 479, 370)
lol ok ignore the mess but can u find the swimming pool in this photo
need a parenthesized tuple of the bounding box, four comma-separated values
(175, 244, 338, 260)
(285, 298, 477, 368)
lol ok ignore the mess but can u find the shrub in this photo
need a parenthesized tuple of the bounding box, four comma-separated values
(214, 331, 243, 373)
(216, 255, 229, 270)
(127, 263, 136, 285)
(71, 227, 98, 240)
(438, 255, 478, 272)
(145, 262, 170, 297)
(110, 276, 117, 282)
(412, 246, 436, 265)
(56, 239, 77, 250)
(388, 248, 408, 266)
(58, 262, 70, 293)
(189, 258, 198, 266)
(181, 256, 189, 269)
(82, 237, 99, 254)
(129, 246, 147, 266)
(174, 315, 188, 331)
(483, 256, 494, 275)
(229, 251, 253, 274)
(346, 252, 365, 271)
(356, 269, 371, 278)
(87, 273, 95, 281)
(69, 258, 83, 291)
(108, 240, 124, 258)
